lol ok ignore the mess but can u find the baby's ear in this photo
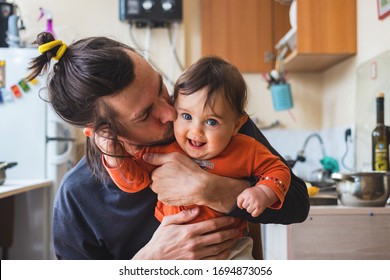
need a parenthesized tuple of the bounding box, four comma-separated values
(233, 115, 248, 135)
(83, 127, 93, 138)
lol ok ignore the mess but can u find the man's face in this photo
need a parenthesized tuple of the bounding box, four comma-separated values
(103, 51, 176, 148)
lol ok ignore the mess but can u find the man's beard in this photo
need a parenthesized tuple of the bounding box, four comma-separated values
(143, 122, 175, 147)
(111, 123, 175, 156)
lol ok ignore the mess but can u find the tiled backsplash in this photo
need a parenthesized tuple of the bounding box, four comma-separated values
(262, 124, 355, 181)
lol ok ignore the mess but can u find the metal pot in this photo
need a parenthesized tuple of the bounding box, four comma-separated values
(331, 171, 390, 207)
(0, 162, 18, 185)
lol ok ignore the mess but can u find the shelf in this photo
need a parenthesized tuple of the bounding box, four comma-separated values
(283, 50, 355, 72)
(278, 0, 357, 72)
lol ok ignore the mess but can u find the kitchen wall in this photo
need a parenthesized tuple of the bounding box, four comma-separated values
(12, 0, 186, 92)
(12, 0, 390, 169)
(322, 1, 390, 170)
(322, 1, 390, 130)
(184, 0, 323, 130)
(13, 0, 323, 130)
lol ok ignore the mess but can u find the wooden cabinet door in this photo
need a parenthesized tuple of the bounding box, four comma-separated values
(201, 0, 290, 73)
(283, 0, 357, 72)
(290, 213, 390, 259)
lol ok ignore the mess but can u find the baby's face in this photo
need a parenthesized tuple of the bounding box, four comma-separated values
(173, 88, 244, 160)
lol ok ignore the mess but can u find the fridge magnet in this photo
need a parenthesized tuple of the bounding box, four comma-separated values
(18, 78, 31, 92)
(0, 60, 5, 88)
(11, 84, 22, 98)
(0, 89, 4, 104)
(377, 0, 390, 20)
(1, 89, 14, 102)
(28, 77, 39, 85)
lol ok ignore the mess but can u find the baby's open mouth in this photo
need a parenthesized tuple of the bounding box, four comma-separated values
(189, 139, 206, 147)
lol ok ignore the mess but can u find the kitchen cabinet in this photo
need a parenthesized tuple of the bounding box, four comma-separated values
(0, 179, 52, 259)
(201, 0, 291, 73)
(263, 206, 390, 259)
(281, 0, 357, 72)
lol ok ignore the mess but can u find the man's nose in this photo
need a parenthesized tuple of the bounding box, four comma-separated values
(157, 98, 177, 123)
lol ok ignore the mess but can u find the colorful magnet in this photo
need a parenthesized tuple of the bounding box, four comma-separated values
(2, 89, 14, 102)
(0, 60, 5, 89)
(28, 77, 39, 85)
(11, 85, 22, 98)
(18, 78, 31, 92)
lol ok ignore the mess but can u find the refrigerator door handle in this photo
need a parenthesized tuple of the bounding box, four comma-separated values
(48, 138, 75, 165)
(46, 136, 76, 142)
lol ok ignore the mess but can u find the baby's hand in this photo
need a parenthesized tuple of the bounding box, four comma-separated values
(237, 187, 268, 217)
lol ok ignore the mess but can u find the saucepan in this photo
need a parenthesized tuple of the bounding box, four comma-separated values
(0, 162, 18, 185)
(331, 171, 390, 207)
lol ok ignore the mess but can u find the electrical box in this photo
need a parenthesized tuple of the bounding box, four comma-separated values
(119, 0, 182, 28)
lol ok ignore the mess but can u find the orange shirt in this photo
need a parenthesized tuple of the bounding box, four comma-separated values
(104, 133, 291, 235)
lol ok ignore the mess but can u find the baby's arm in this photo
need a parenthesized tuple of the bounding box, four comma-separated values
(236, 139, 292, 217)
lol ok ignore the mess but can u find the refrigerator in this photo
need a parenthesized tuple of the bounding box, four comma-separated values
(0, 47, 78, 259)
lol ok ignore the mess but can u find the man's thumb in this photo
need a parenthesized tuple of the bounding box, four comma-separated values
(161, 207, 200, 226)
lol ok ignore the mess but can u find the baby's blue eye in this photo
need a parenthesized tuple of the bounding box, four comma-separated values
(182, 113, 192, 120)
(206, 119, 218, 126)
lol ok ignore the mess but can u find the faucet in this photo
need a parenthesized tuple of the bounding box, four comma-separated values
(288, 133, 339, 185)
(298, 133, 327, 160)
(287, 133, 326, 168)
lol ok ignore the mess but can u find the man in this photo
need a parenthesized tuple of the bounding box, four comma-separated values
(28, 32, 309, 259)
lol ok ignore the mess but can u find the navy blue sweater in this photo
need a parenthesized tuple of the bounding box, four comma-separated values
(53, 119, 309, 259)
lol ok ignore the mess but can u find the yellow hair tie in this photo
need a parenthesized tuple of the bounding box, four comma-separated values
(38, 40, 63, 53)
(38, 40, 67, 60)
(53, 43, 67, 60)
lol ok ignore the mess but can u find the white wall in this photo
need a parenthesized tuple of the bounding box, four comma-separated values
(322, 0, 390, 129)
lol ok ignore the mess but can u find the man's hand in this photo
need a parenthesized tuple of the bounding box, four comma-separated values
(133, 207, 239, 260)
(143, 152, 249, 213)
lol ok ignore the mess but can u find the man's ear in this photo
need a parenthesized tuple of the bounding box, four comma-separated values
(233, 115, 248, 135)
(83, 127, 93, 138)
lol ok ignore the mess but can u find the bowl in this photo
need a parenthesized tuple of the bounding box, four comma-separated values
(332, 172, 390, 207)
(0, 162, 18, 186)
(0, 169, 5, 185)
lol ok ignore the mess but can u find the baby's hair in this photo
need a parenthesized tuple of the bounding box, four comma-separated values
(174, 56, 248, 117)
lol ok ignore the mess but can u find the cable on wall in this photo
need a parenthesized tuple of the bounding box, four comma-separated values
(167, 22, 184, 72)
(128, 23, 175, 88)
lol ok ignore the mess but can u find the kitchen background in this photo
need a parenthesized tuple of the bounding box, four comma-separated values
(1, 0, 390, 259)
(6, 0, 389, 174)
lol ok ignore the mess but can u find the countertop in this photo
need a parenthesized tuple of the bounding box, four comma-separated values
(0, 179, 52, 199)
(308, 204, 390, 215)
